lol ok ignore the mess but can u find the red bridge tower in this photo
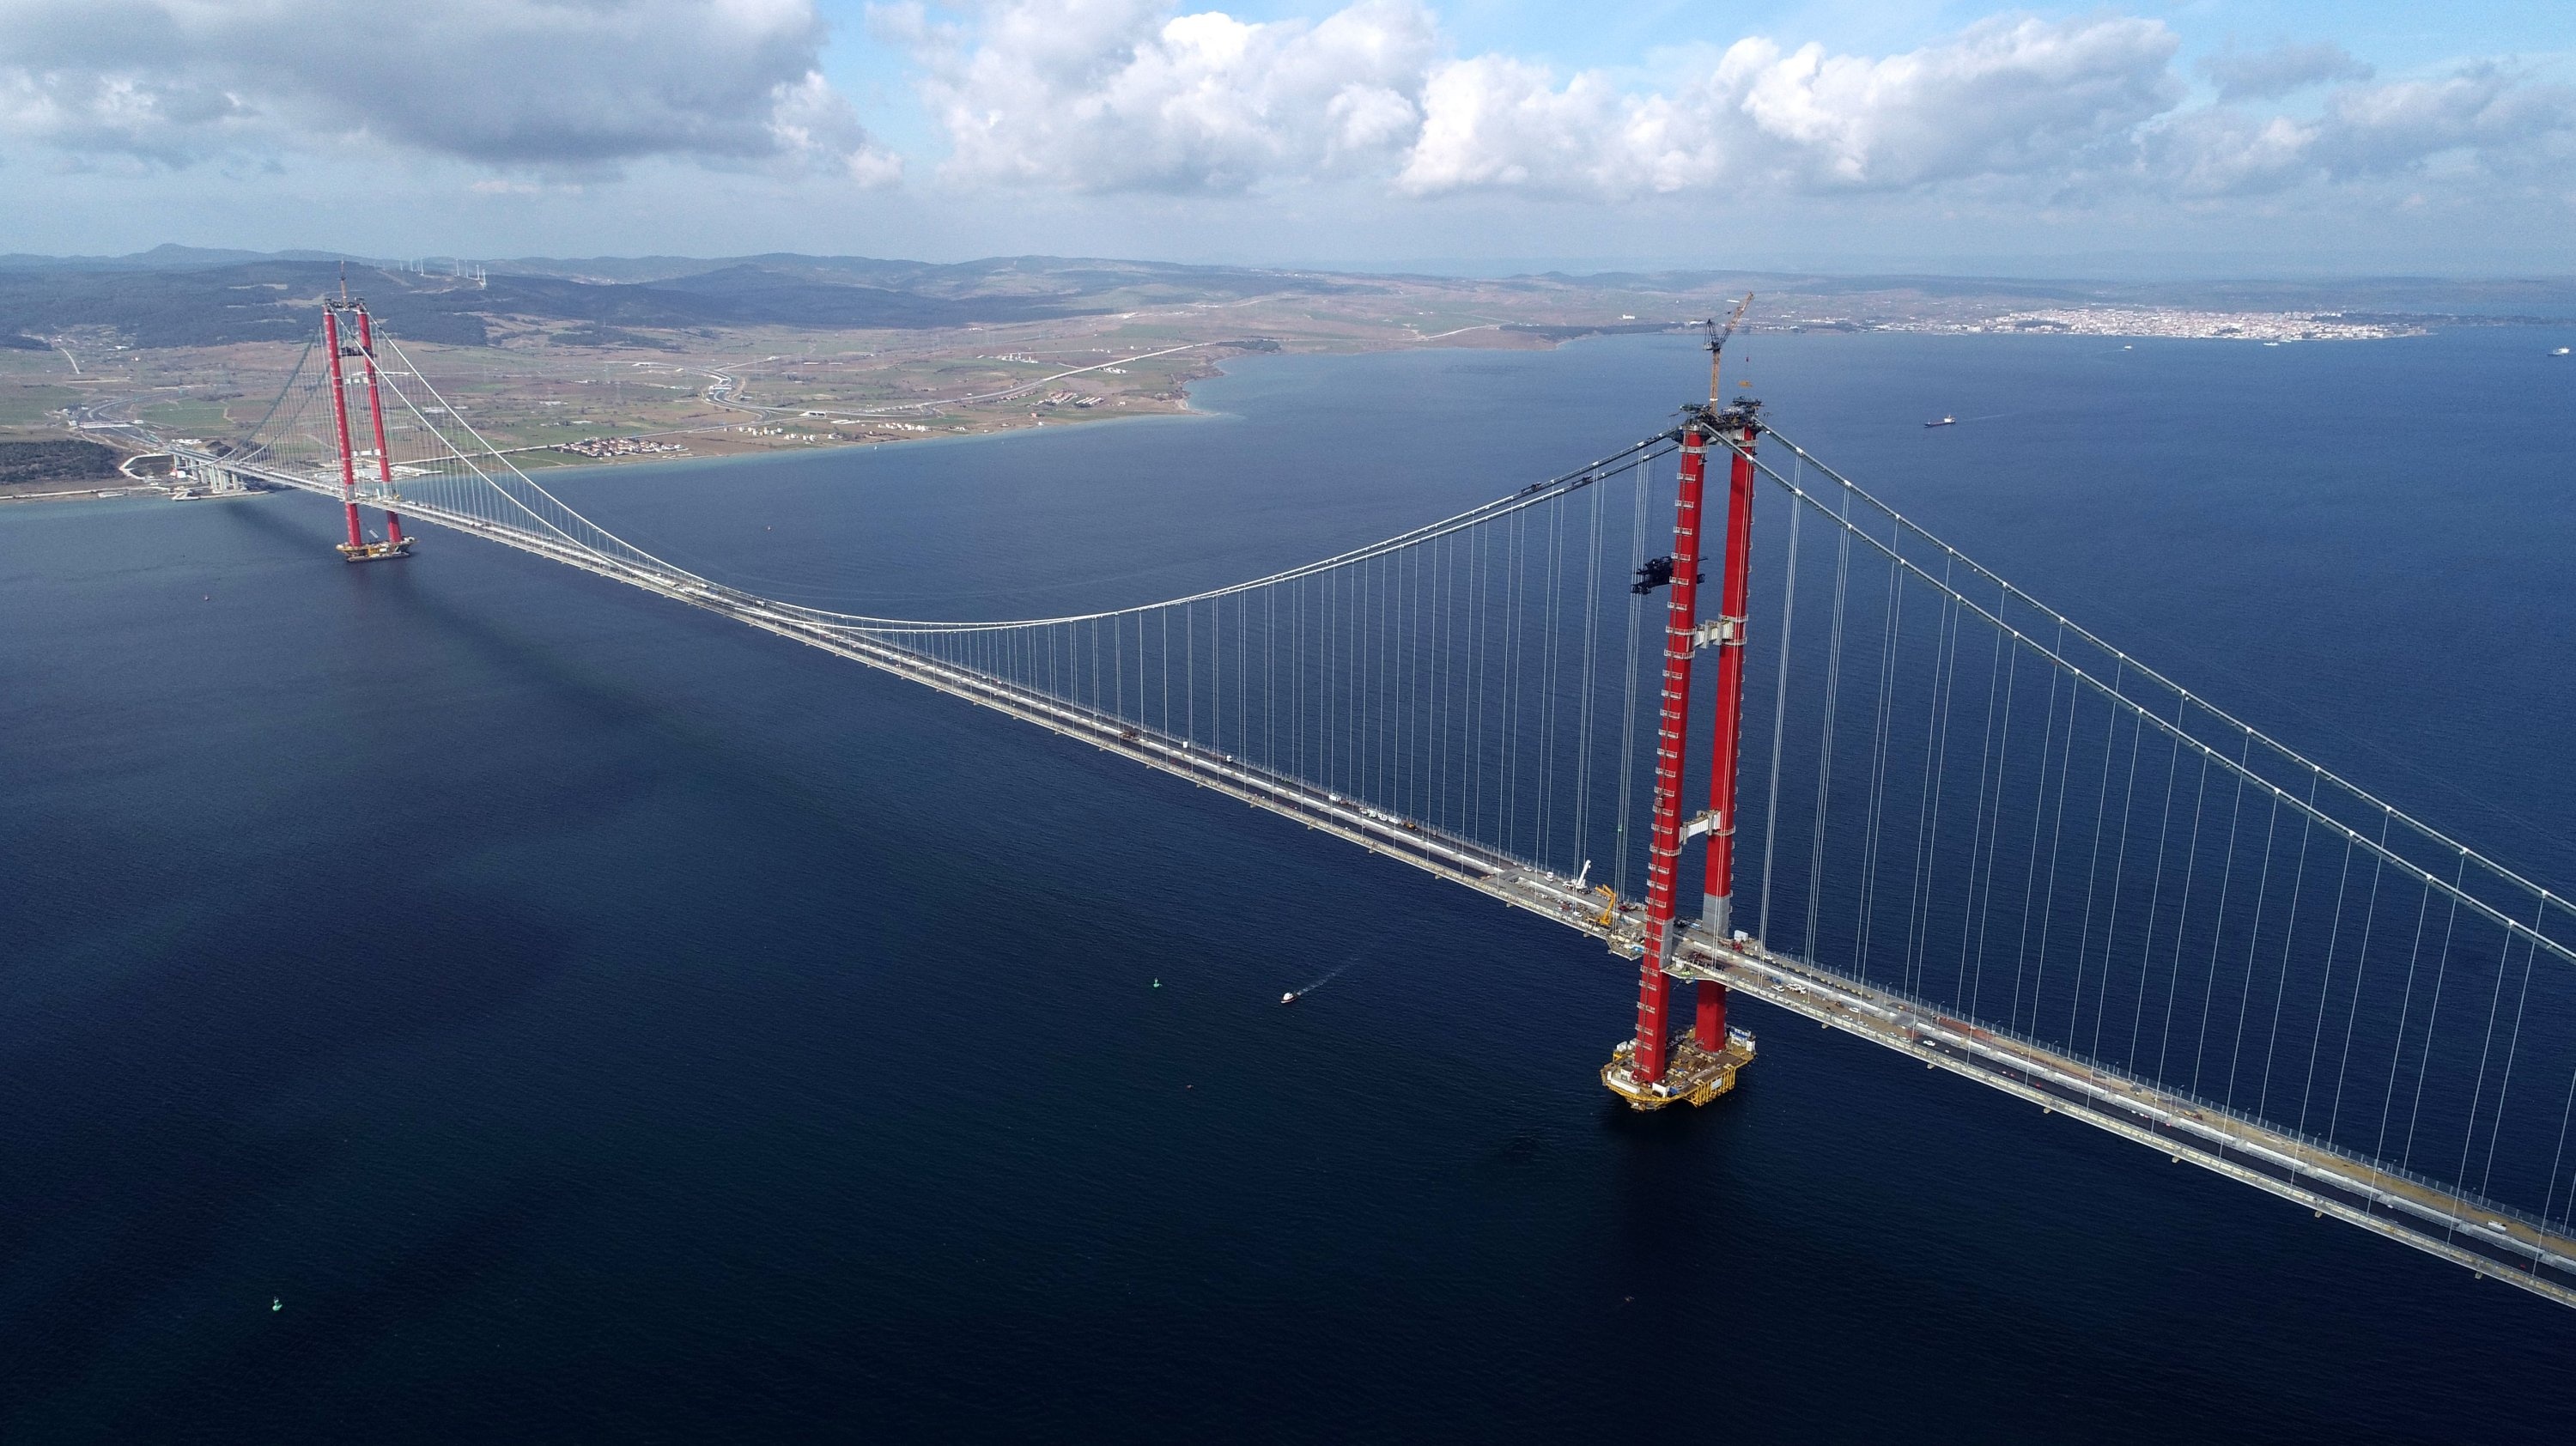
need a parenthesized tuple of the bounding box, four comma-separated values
(322, 297, 413, 563)
(1602, 305, 1761, 1109)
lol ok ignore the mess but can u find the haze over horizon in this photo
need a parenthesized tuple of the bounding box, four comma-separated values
(3, 1, 2573, 277)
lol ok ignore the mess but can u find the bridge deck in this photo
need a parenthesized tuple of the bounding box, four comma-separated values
(194, 451, 2576, 1314)
(1665, 936, 2576, 1309)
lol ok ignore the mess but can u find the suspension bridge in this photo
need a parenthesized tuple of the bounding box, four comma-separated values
(157, 300, 2576, 1312)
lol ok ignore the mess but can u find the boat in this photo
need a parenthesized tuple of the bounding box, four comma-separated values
(2555, 347, 2571, 356)
(1280, 992, 1297, 1005)
(1924, 416, 1956, 428)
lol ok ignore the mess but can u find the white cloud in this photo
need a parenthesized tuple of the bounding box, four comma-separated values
(909, 6, 2191, 201)
(2146, 65, 2576, 197)
(2140, 106, 2318, 197)
(1396, 58, 1656, 195)
(2311, 66, 2576, 182)
(768, 70, 906, 184)
(2198, 41, 2373, 102)
(1400, 15, 2184, 198)
(906, 4, 2576, 217)
(8, 0, 2568, 240)
(0, 0, 899, 180)
(905, 0, 1435, 191)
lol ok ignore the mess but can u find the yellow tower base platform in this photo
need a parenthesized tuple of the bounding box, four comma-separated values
(1601, 1028, 1757, 1110)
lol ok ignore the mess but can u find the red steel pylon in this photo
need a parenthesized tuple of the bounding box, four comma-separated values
(1614, 296, 1760, 1102)
(1628, 418, 1710, 1084)
(1697, 405, 1759, 1050)
(355, 305, 407, 550)
(321, 307, 367, 555)
(320, 301, 412, 562)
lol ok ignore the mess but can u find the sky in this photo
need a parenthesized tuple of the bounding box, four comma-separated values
(3, 0, 2573, 275)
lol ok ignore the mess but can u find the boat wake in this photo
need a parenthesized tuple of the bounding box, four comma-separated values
(1281, 951, 1366, 1005)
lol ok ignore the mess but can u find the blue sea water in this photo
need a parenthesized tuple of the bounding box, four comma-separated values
(4, 329, 2575, 1441)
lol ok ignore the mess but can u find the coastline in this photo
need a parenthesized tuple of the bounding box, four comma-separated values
(9, 317, 2536, 508)
(11, 353, 1255, 507)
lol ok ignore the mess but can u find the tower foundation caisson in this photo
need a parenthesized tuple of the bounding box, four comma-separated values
(1602, 1028, 1758, 1109)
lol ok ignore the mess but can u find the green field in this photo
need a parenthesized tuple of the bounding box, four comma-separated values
(137, 399, 236, 433)
(0, 385, 79, 426)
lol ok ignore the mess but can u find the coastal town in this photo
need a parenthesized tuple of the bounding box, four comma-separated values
(1963, 307, 2422, 341)
(554, 435, 691, 460)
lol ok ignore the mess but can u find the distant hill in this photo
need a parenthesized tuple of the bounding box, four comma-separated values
(455, 252, 1373, 301)
(1541, 268, 2576, 318)
(0, 252, 1365, 349)
(0, 262, 489, 347)
(0, 243, 356, 272)
(4, 247, 2563, 349)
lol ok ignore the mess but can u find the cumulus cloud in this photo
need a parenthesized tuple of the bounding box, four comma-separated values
(1400, 15, 2182, 197)
(41, 0, 2551, 219)
(2146, 64, 2576, 197)
(900, 0, 1435, 191)
(2198, 41, 2373, 102)
(1397, 58, 1646, 195)
(0, 0, 900, 179)
(909, 5, 2190, 201)
(897, 2, 2576, 216)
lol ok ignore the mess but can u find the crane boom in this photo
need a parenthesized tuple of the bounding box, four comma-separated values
(1704, 293, 1753, 404)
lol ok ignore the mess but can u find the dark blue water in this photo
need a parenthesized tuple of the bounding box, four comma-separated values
(5, 331, 2573, 1441)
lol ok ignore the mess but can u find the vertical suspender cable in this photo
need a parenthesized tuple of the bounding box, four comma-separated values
(2476, 903, 2547, 1200)
(2397, 858, 2470, 1170)
(2455, 914, 2528, 1210)
(2026, 653, 2092, 1032)
(2294, 830, 2360, 1135)
(1756, 480, 1803, 943)
(2326, 818, 2395, 1149)
(2545, 1063, 2576, 1231)
(1803, 483, 1856, 966)
(1501, 508, 1523, 855)
(1965, 641, 2023, 1019)
(2370, 877, 2442, 1170)
(1901, 563, 1962, 999)
(2154, 747, 2215, 1084)
(1853, 518, 1908, 981)
(2061, 659, 2123, 1041)
(1614, 461, 1650, 901)
(2219, 782, 2287, 1105)
(1468, 523, 1488, 843)
(2188, 737, 2257, 1097)
(1575, 476, 1606, 871)
(2126, 716, 2188, 1067)
(2007, 644, 2069, 1032)
(2250, 781, 2323, 1115)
